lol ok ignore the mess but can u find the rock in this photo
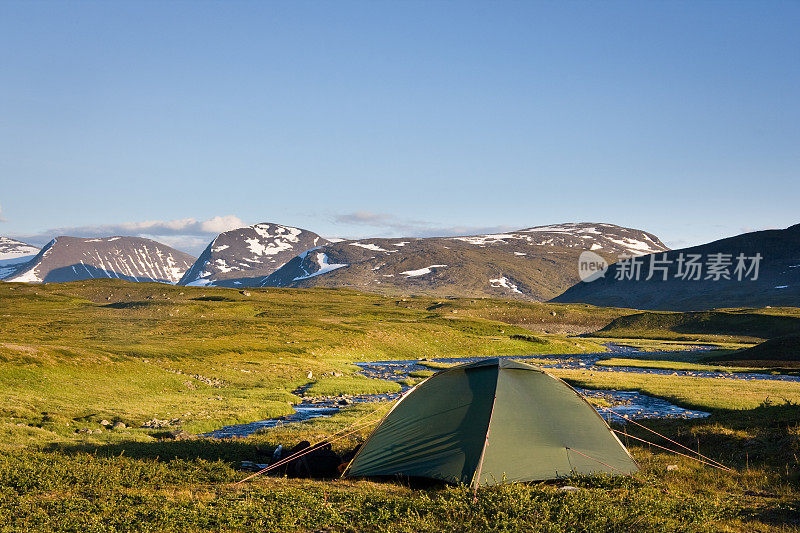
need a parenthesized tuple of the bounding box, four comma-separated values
(166, 430, 197, 441)
(666, 464, 679, 471)
(550, 311, 557, 316)
(240, 290, 251, 296)
(307, 371, 313, 379)
(142, 418, 172, 429)
(112, 421, 127, 430)
(338, 398, 353, 406)
(100, 419, 111, 427)
(558, 486, 580, 492)
(240, 460, 269, 472)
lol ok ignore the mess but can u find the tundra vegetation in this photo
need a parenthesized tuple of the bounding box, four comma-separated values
(0, 280, 798, 531)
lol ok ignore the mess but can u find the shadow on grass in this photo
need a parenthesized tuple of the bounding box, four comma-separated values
(45, 435, 358, 481)
(46, 436, 275, 465)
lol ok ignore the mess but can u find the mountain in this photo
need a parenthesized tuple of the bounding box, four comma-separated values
(0, 237, 40, 279)
(178, 223, 328, 287)
(256, 223, 667, 301)
(2, 236, 196, 284)
(552, 224, 800, 310)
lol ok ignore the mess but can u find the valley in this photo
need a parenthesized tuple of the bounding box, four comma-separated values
(0, 279, 798, 530)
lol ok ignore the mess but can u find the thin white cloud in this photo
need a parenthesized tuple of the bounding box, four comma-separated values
(140, 234, 215, 254)
(332, 211, 516, 238)
(0, 203, 6, 223)
(9, 215, 247, 256)
(333, 211, 395, 225)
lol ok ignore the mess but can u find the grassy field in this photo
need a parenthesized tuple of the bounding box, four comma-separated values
(552, 367, 800, 411)
(594, 357, 757, 373)
(0, 279, 612, 441)
(1, 279, 799, 531)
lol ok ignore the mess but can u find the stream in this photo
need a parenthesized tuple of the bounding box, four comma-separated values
(203, 346, 798, 439)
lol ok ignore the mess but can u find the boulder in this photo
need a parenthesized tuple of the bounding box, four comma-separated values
(166, 430, 197, 441)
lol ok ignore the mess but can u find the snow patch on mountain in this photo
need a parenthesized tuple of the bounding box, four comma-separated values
(400, 265, 447, 277)
(349, 243, 395, 253)
(490, 276, 522, 294)
(293, 253, 348, 280)
(454, 234, 517, 245)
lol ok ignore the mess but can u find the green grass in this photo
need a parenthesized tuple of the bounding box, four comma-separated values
(551, 367, 800, 412)
(1, 397, 798, 531)
(304, 375, 401, 397)
(0, 279, 613, 444)
(398, 371, 436, 387)
(595, 357, 757, 373)
(0, 447, 739, 532)
(583, 337, 752, 352)
(1, 279, 799, 530)
(593, 309, 800, 343)
(416, 361, 457, 370)
(448, 300, 637, 335)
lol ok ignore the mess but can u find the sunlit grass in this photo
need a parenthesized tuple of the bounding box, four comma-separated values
(595, 357, 758, 373)
(552, 368, 800, 411)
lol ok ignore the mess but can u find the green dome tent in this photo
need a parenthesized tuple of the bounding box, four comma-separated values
(343, 358, 637, 486)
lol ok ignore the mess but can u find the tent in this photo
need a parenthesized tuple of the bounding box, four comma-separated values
(343, 358, 638, 485)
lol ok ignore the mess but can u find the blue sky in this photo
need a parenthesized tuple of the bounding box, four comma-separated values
(1, 1, 798, 255)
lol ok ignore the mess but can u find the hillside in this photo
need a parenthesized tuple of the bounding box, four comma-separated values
(179, 223, 328, 287)
(2, 236, 196, 284)
(259, 223, 668, 301)
(708, 333, 800, 367)
(0, 236, 39, 279)
(591, 308, 800, 343)
(552, 224, 800, 310)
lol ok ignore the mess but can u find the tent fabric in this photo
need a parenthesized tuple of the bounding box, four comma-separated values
(343, 358, 637, 486)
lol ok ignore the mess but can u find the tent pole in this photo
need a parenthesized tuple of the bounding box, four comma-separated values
(472, 368, 500, 503)
(472, 433, 490, 503)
